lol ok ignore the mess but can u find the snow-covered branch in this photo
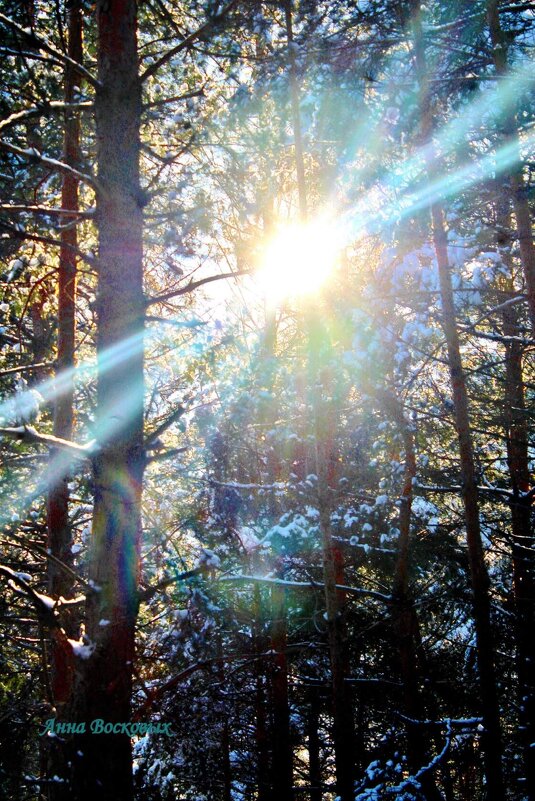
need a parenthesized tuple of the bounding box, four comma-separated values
(0, 140, 98, 190)
(0, 12, 99, 87)
(0, 425, 98, 458)
(0, 101, 93, 133)
(219, 574, 391, 602)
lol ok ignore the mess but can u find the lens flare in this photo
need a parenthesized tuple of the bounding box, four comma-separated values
(257, 219, 342, 303)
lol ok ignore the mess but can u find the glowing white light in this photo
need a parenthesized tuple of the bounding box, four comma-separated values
(257, 218, 342, 303)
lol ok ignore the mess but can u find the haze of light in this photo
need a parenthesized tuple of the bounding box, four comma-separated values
(257, 219, 342, 304)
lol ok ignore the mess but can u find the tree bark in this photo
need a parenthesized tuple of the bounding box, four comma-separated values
(487, 0, 535, 335)
(409, 3, 505, 798)
(68, 1, 144, 798)
(47, 0, 82, 648)
(383, 391, 443, 801)
(307, 688, 322, 801)
(46, 7, 83, 797)
(495, 205, 535, 800)
(270, 584, 293, 801)
(253, 585, 271, 801)
(313, 361, 354, 801)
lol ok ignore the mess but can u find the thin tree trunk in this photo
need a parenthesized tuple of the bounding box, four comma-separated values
(284, 0, 307, 221)
(253, 584, 270, 801)
(47, 0, 82, 663)
(409, 3, 505, 798)
(69, 1, 145, 798)
(487, 0, 535, 334)
(381, 390, 442, 800)
(46, 8, 83, 797)
(270, 584, 293, 801)
(495, 205, 535, 800)
(313, 365, 354, 801)
(307, 688, 322, 801)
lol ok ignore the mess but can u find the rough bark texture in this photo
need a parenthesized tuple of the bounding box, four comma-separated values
(68, 1, 144, 798)
(409, 2, 505, 798)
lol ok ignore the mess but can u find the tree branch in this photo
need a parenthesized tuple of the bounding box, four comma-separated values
(0, 425, 98, 458)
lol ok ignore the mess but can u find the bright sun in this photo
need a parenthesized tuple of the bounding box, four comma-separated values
(257, 219, 342, 304)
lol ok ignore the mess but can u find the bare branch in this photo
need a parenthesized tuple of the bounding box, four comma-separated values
(145, 269, 250, 306)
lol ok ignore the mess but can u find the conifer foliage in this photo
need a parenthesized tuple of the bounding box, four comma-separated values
(0, 1, 534, 800)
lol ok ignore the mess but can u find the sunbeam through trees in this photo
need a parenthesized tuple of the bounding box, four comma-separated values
(0, 1, 534, 800)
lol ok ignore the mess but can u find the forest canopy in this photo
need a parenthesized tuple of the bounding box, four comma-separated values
(0, 1, 534, 800)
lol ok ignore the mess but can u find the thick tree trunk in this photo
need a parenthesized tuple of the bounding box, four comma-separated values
(284, 0, 307, 221)
(409, 3, 505, 798)
(487, 0, 535, 335)
(68, 1, 144, 799)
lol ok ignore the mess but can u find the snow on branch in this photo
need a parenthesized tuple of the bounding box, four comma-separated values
(0, 102, 93, 133)
(140, 0, 240, 83)
(0, 12, 99, 87)
(219, 574, 391, 602)
(0, 425, 98, 459)
(0, 140, 98, 190)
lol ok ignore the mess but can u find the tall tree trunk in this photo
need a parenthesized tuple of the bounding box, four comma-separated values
(47, 0, 82, 654)
(69, 1, 144, 798)
(284, 0, 307, 221)
(408, 3, 505, 798)
(495, 204, 535, 800)
(46, 7, 83, 797)
(313, 364, 354, 801)
(487, 0, 535, 334)
(270, 584, 293, 801)
(253, 584, 270, 801)
(381, 390, 442, 800)
(307, 688, 322, 801)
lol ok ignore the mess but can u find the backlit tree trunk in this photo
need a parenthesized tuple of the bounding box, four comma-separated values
(495, 202, 535, 800)
(69, 1, 145, 798)
(409, 2, 505, 798)
(487, 0, 535, 335)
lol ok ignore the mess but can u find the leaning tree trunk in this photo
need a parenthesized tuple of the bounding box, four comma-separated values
(69, 1, 145, 799)
(408, 2, 505, 798)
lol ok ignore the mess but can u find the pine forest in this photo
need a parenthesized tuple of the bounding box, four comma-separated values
(0, 2, 534, 800)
